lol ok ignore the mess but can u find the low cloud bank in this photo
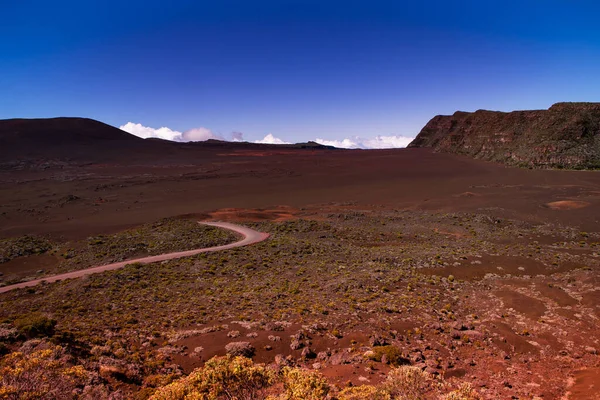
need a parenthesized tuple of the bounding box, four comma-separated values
(254, 133, 290, 145)
(120, 122, 185, 141)
(119, 122, 222, 142)
(119, 122, 413, 149)
(316, 135, 414, 149)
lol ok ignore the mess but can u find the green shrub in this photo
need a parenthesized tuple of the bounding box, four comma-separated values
(13, 313, 56, 338)
(370, 345, 408, 366)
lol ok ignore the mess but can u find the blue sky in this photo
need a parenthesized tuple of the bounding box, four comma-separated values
(2, 1, 600, 147)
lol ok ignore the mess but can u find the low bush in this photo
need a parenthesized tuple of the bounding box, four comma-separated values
(370, 345, 409, 367)
(383, 366, 440, 400)
(0, 343, 89, 399)
(337, 385, 390, 400)
(280, 367, 330, 400)
(0, 236, 52, 263)
(443, 383, 481, 400)
(150, 355, 274, 400)
(13, 313, 56, 338)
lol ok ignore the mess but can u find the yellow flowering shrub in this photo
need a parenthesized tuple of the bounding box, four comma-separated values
(0, 344, 89, 399)
(337, 385, 390, 400)
(150, 355, 274, 400)
(442, 383, 481, 400)
(149, 356, 481, 400)
(279, 367, 329, 400)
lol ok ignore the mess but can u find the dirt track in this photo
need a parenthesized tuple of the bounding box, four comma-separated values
(0, 221, 269, 294)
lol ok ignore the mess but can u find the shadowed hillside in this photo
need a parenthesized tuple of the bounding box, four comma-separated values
(0, 117, 161, 165)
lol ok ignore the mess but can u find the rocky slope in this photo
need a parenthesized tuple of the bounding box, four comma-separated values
(408, 102, 600, 169)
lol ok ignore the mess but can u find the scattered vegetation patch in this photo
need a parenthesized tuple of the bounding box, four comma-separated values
(369, 345, 409, 367)
(13, 313, 56, 338)
(0, 210, 597, 398)
(0, 343, 91, 399)
(0, 236, 52, 263)
(150, 356, 479, 399)
(60, 217, 238, 271)
(150, 355, 274, 400)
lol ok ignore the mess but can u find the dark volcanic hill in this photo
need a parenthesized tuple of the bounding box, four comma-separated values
(0, 118, 335, 168)
(0, 117, 160, 165)
(408, 102, 600, 169)
(0, 117, 141, 146)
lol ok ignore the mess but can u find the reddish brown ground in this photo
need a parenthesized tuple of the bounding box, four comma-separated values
(545, 200, 591, 210)
(206, 206, 299, 222)
(567, 368, 600, 399)
(3, 148, 600, 240)
(170, 322, 394, 387)
(2, 145, 600, 398)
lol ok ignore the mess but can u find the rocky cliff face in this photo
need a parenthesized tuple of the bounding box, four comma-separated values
(408, 103, 600, 169)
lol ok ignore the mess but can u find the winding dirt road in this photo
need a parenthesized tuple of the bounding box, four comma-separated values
(0, 221, 269, 294)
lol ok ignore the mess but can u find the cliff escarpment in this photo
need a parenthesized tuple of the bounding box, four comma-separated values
(408, 103, 600, 169)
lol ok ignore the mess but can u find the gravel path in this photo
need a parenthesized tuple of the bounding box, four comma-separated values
(0, 221, 269, 294)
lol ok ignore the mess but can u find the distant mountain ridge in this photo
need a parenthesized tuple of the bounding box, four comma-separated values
(0, 117, 335, 167)
(408, 102, 600, 169)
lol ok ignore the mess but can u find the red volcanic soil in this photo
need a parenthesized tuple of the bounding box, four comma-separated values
(567, 368, 600, 399)
(170, 322, 387, 387)
(545, 200, 591, 210)
(2, 141, 600, 239)
(206, 206, 299, 222)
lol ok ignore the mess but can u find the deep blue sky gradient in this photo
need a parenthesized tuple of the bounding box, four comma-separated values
(2, 0, 600, 142)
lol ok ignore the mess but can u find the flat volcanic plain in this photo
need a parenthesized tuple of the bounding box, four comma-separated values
(2, 138, 600, 398)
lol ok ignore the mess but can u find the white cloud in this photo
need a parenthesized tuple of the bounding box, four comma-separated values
(315, 137, 359, 149)
(120, 122, 182, 141)
(316, 135, 414, 149)
(120, 122, 221, 142)
(360, 135, 414, 149)
(120, 121, 413, 149)
(254, 133, 290, 145)
(181, 127, 221, 142)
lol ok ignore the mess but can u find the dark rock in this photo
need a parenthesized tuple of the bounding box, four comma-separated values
(409, 103, 600, 169)
(330, 350, 352, 366)
(452, 321, 474, 331)
(369, 334, 389, 347)
(225, 341, 255, 358)
(301, 347, 316, 359)
(274, 354, 294, 367)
